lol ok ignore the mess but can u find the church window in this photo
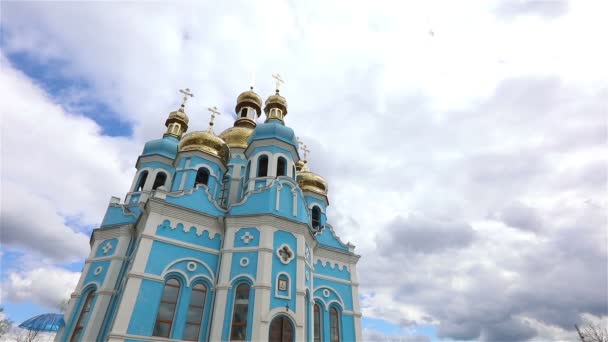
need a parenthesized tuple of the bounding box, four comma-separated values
(245, 161, 251, 181)
(219, 175, 230, 207)
(269, 316, 294, 342)
(153, 278, 181, 338)
(313, 303, 322, 342)
(240, 107, 248, 118)
(257, 156, 268, 177)
(183, 283, 207, 341)
(330, 307, 341, 342)
(70, 290, 95, 342)
(152, 172, 167, 190)
(276, 157, 287, 177)
(230, 283, 250, 341)
(135, 171, 148, 191)
(269, 108, 282, 119)
(312, 206, 321, 229)
(195, 168, 210, 186)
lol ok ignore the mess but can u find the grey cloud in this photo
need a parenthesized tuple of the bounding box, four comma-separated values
(377, 215, 475, 255)
(375, 202, 607, 341)
(495, 0, 569, 19)
(362, 329, 431, 342)
(495, 201, 543, 232)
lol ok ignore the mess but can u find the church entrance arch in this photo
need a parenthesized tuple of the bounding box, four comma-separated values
(268, 315, 295, 342)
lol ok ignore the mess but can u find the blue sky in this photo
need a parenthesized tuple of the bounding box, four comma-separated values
(1, 1, 606, 341)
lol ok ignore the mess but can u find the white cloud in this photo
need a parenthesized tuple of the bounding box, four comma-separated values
(2, 266, 80, 309)
(0, 1, 606, 340)
(0, 55, 133, 262)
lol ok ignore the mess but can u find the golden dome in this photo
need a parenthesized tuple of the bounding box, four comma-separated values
(236, 87, 263, 116)
(179, 130, 229, 164)
(295, 160, 307, 172)
(297, 170, 328, 196)
(165, 106, 189, 130)
(264, 90, 288, 116)
(219, 126, 254, 149)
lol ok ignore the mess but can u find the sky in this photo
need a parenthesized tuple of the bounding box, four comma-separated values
(0, 0, 606, 341)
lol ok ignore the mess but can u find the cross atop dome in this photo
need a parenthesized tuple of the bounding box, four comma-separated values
(272, 73, 284, 93)
(179, 88, 194, 107)
(207, 106, 221, 132)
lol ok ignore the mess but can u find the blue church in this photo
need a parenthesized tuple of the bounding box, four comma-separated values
(56, 83, 362, 342)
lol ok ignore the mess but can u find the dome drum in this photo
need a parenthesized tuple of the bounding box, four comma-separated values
(264, 92, 288, 117)
(165, 107, 189, 131)
(235, 88, 263, 116)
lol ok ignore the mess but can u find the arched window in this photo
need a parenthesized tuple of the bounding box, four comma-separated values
(135, 171, 148, 191)
(276, 157, 287, 177)
(313, 303, 322, 342)
(269, 316, 294, 342)
(312, 206, 321, 229)
(195, 168, 210, 186)
(240, 107, 248, 118)
(330, 307, 340, 342)
(245, 161, 251, 181)
(230, 283, 250, 341)
(70, 290, 95, 342)
(152, 172, 167, 190)
(269, 108, 283, 119)
(257, 156, 268, 177)
(183, 283, 207, 341)
(153, 278, 181, 338)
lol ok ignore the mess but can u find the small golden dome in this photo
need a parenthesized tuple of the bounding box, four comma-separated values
(179, 130, 229, 164)
(236, 87, 263, 116)
(264, 90, 288, 116)
(295, 160, 307, 172)
(219, 126, 254, 149)
(165, 106, 189, 130)
(297, 170, 328, 196)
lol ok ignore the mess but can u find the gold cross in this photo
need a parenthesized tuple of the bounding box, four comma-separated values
(272, 73, 285, 92)
(297, 137, 311, 160)
(207, 106, 221, 132)
(179, 88, 194, 106)
(301, 144, 311, 161)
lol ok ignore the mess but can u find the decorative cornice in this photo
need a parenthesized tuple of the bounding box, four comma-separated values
(86, 255, 128, 263)
(141, 233, 221, 255)
(136, 154, 175, 170)
(147, 198, 222, 229)
(315, 246, 360, 265)
(92, 224, 133, 243)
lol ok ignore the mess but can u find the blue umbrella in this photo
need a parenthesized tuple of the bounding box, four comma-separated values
(19, 313, 65, 332)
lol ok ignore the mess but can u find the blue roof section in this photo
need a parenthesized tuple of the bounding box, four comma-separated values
(142, 135, 179, 159)
(19, 313, 64, 332)
(100, 204, 141, 227)
(248, 121, 298, 148)
(316, 224, 350, 251)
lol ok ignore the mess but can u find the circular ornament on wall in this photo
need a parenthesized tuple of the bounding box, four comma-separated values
(94, 266, 103, 275)
(187, 261, 197, 272)
(240, 257, 250, 267)
(323, 289, 330, 298)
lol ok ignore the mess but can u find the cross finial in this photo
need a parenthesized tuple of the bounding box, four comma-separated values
(179, 88, 194, 107)
(207, 106, 221, 132)
(297, 137, 311, 160)
(272, 73, 284, 92)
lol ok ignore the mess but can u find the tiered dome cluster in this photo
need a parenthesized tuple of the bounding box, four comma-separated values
(150, 86, 328, 196)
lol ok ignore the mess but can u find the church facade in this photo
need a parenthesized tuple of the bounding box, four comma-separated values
(55, 84, 362, 342)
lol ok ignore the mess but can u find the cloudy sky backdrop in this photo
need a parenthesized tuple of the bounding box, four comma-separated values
(1, 1, 606, 340)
